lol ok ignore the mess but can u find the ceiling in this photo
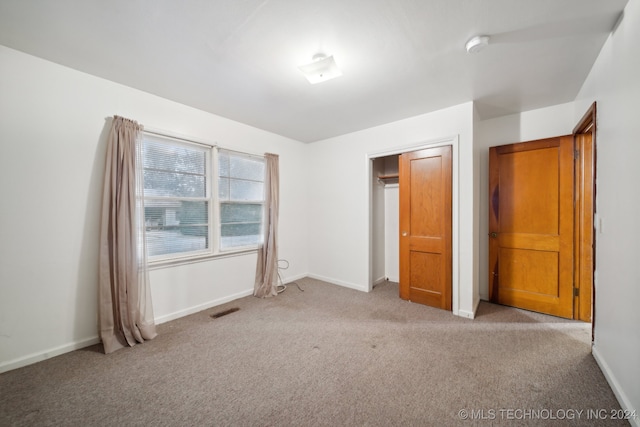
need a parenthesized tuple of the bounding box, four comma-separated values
(0, 0, 628, 142)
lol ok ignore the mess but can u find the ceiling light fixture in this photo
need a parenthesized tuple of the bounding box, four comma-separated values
(465, 35, 490, 54)
(298, 53, 342, 84)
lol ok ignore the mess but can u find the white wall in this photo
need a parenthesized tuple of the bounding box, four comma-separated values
(474, 102, 577, 299)
(306, 102, 477, 318)
(370, 158, 386, 285)
(383, 156, 400, 282)
(573, 0, 640, 419)
(0, 46, 309, 372)
(384, 185, 399, 282)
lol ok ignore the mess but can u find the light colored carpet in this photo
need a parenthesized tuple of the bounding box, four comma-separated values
(0, 278, 625, 426)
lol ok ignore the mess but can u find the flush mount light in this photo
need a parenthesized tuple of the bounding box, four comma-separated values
(465, 35, 490, 54)
(298, 53, 342, 84)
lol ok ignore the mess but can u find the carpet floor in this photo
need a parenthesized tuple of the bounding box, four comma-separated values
(0, 278, 625, 426)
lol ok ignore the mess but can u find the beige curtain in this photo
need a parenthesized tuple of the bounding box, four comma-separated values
(254, 153, 280, 298)
(99, 116, 157, 354)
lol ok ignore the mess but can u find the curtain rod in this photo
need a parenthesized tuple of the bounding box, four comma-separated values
(142, 127, 216, 148)
(142, 126, 266, 159)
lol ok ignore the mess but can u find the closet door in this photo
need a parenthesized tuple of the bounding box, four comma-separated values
(399, 146, 452, 310)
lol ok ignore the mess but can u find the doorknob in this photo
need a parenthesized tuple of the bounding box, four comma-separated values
(490, 232, 498, 238)
(402, 231, 408, 237)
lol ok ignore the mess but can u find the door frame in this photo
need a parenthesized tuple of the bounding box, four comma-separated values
(485, 103, 597, 324)
(367, 135, 461, 315)
(573, 102, 597, 336)
(488, 136, 575, 318)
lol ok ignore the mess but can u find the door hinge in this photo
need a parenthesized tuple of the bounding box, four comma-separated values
(574, 287, 580, 297)
(574, 149, 580, 160)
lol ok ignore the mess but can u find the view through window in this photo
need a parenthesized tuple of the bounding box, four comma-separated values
(218, 150, 265, 250)
(141, 134, 265, 261)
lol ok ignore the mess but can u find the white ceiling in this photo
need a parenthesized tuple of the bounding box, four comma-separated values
(0, 0, 628, 142)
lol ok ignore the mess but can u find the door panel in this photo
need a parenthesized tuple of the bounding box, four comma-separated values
(489, 136, 574, 318)
(499, 148, 559, 234)
(399, 146, 452, 310)
(499, 248, 559, 295)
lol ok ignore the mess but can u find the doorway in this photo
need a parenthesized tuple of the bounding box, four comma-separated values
(368, 135, 460, 314)
(488, 103, 596, 322)
(371, 154, 400, 286)
(488, 136, 575, 318)
(573, 102, 596, 327)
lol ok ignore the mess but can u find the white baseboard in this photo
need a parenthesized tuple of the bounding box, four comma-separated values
(456, 298, 480, 319)
(154, 288, 254, 324)
(306, 273, 369, 292)
(0, 336, 101, 374)
(592, 345, 640, 427)
(280, 273, 308, 285)
(373, 276, 387, 286)
(1, 292, 255, 373)
(2, 278, 308, 374)
(457, 309, 475, 319)
(155, 274, 309, 325)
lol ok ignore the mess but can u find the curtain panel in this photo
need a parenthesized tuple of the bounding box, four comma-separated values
(99, 116, 157, 354)
(254, 153, 280, 298)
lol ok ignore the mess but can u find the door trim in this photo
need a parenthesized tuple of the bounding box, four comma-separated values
(485, 104, 597, 323)
(573, 102, 597, 334)
(367, 135, 461, 316)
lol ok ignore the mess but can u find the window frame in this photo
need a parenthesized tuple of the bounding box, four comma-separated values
(217, 148, 266, 253)
(140, 130, 265, 267)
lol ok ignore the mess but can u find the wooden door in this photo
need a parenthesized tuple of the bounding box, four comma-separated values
(399, 146, 452, 310)
(489, 136, 574, 318)
(574, 132, 594, 322)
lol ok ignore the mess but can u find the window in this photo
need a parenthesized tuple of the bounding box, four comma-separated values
(218, 150, 265, 250)
(140, 133, 265, 262)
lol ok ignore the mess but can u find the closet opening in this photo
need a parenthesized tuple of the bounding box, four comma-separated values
(370, 154, 400, 289)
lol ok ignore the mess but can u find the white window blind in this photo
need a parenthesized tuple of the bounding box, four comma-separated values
(218, 150, 265, 250)
(142, 135, 210, 259)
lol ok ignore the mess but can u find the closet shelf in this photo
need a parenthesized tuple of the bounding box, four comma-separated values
(377, 174, 399, 184)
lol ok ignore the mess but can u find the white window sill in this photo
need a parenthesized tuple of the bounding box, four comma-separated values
(147, 247, 259, 270)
